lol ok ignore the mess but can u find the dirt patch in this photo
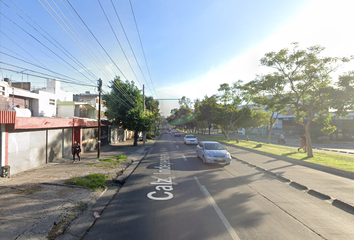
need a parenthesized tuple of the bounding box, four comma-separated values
(17, 184, 43, 195)
(47, 202, 87, 240)
(57, 188, 76, 197)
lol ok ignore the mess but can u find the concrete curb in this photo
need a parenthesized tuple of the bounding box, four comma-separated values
(231, 155, 354, 215)
(307, 189, 331, 200)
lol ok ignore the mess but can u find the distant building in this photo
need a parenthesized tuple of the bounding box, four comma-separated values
(0, 78, 73, 117)
(73, 91, 106, 119)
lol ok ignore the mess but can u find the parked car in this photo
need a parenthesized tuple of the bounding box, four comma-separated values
(184, 134, 198, 144)
(174, 132, 181, 137)
(196, 141, 231, 165)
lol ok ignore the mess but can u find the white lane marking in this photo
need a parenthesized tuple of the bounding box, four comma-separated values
(182, 155, 187, 161)
(176, 145, 179, 149)
(194, 176, 241, 240)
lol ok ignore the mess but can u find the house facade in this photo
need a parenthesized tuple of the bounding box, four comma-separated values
(0, 78, 117, 177)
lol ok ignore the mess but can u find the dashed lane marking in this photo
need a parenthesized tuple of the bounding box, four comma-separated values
(194, 176, 241, 240)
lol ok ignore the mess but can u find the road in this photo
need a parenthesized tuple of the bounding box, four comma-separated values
(83, 133, 354, 240)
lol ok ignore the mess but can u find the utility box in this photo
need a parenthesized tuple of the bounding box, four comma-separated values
(1, 166, 10, 178)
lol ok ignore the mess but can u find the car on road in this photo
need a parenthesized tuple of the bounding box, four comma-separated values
(184, 134, 198, 144)
(196, 141, 231, 165)
(174, 132, 182, 137)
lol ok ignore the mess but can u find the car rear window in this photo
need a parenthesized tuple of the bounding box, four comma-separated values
(204, 143, 224, 150)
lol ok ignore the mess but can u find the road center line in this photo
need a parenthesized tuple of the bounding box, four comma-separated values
(182, 155, 187, 161)
(194, 176, 241, 240)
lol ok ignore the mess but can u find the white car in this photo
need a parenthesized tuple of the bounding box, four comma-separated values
(196, 141, 232, 165)
(184, 135, 198, 144)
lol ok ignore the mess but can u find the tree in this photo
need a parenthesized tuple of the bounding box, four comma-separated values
(104, 76, 154, 146)
(197, 95, 218, 135)
(104, 76, 142, 126)
(218, 81, 252, 143)
(260, 43, 353, 157)
(244, 74, 290, 143)
(145, 96, 161, 136)
(211, 103, 232, 141)
(124, 108, 155, 145)
(241, 107, 270, 142)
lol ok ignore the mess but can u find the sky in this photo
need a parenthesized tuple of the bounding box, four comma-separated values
(1, 0, 354, 117)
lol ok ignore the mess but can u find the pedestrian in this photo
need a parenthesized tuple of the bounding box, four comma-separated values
(73, 140, 81, 163)
(298, 135, 307, 152)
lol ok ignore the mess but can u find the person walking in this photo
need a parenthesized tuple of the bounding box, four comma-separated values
(298, 135, 307, 152)
(73, 140, 81, 163)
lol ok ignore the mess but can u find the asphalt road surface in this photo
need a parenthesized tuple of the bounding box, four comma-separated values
(83, 133, 354, 240)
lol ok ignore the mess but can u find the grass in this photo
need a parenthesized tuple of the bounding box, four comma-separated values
(195, 134, 354, 172)
(87, 154, 128, 168)
(65, 173, 109, 190)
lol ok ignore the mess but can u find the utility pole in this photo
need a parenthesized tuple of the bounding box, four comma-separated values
(97, 78, 102, 158)
(143, 84, 146, 146)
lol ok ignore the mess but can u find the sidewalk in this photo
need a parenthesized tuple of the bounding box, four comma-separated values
(0, 137, 157, 240)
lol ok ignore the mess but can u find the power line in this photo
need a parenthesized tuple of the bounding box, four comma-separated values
(0, 11, 96, 84)
(98, 0, 143, 88)
(66, 0, 138, 106)
(110, 0, 157, 100)
(37, 0, 99, 81)
(0, 66, 96, 87)
(0, 52, 88, 83)
(42, 0, 114, 82)
(2, 0, 96, 83)
(128, 0, 158, 100)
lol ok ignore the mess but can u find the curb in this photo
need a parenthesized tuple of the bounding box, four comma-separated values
(231, 156, 354, 215)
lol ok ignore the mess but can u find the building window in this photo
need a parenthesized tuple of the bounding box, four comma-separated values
(49, 99, 55, 105)
(0, 86, 5, 95)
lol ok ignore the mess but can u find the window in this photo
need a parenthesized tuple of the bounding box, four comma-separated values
(49, 99, 55, 105)
(0, 86, 5, 96)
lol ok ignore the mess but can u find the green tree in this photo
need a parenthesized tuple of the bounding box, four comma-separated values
(218, 81, 252, 143)
(145, 96, 161, 136)
(104, 76, 154, 146)
(210, 103, 231, 140)
(241, 107, 270, 142)
(245, 74, 290, 143)
(260, 43, 353, 157)
(197, 95, 218, 135)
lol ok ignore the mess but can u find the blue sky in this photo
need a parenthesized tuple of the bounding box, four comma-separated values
(1, 0, 354, 116)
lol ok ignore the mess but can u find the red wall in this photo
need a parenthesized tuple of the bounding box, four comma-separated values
(13, 117, 102, 130)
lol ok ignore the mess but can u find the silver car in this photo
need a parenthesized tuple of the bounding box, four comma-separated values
(196, 141, 232, 165)
(184, 134, 198, 144)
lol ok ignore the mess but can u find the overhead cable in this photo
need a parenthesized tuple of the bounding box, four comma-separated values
(0, 67, 96, 87)
(128, 0, 158, 100)
(0, 12, 96, 84)
(110, 0, 157, 100)
(3, 0, 96, 82)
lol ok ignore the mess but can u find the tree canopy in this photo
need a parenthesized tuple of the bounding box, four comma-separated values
(104, 76, 156, 146)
